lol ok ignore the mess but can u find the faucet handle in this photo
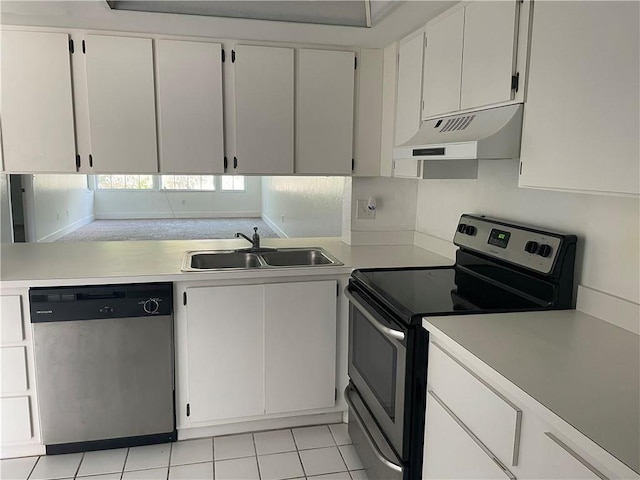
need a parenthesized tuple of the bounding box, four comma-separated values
(253, 227, 258, 233)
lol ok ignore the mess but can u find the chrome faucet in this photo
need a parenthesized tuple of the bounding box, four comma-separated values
(236, 227, 261, 250)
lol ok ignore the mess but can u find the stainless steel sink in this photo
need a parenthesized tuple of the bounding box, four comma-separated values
(185, 251, 264, 270)
(182, 248, 342, 271)
(260, 249, 335, 266)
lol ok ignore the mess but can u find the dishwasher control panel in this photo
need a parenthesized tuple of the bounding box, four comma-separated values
(30, 283, 173, 323)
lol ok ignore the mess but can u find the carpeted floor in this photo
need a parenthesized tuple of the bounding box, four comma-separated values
(56, 218, 279, 242)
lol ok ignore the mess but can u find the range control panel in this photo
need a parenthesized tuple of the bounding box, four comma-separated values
(453, 214, 571, 274)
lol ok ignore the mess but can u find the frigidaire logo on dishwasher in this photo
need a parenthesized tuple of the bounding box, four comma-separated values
(36, 310, 53, 314)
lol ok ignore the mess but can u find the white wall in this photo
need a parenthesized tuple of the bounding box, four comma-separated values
(31, 174, 94, 242)
(94, 177, 262, 219)
(0, 175, 13, 243)
(261, 176, 344, 238)
(415, 159, 640, 304)
(350, 176, 418, 244)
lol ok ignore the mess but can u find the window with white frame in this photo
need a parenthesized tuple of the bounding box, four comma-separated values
(95, 175, 244, 191)
(160, 175, 215, 191)
(96, 175, 154, 190)
(221, 175, 245, 191)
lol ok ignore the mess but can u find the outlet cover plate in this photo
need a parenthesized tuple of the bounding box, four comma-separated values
(356, 200, 376, 220)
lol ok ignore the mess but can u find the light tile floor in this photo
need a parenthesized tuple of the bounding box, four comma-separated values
(0, 424, 368, 480)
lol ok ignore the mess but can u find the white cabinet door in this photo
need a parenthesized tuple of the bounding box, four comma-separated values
(0, 296, 24, 344)
(0, 397, 32, 443)
(519, 1, 639, 195)
(296, 49, 355, 175)
(186, 285, 264, 422)
(460, 1, 519, 110)
(423, 391, 513, 480)
(395, 33, 424, 146)
(85, 35, 158, 173)
(234, 45, 294, 174)
(1, 30, 76, 173)
(354, 48, 383, 177)
(264, 281, 337, 414)
(156, 40, 224, 174)
(422, 9, 464, 118)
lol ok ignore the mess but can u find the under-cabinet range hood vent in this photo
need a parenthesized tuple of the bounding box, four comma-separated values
(394, 104, 524, 162)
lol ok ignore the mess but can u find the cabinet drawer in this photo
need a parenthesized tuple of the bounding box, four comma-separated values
(0, 347, 28, 394)
(0, 296, 24, 344)
(428, 342, 522, 466)
(0, 396, 33, 442)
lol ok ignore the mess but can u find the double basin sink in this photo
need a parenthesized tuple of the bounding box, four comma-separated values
(182, 248, 342, 272)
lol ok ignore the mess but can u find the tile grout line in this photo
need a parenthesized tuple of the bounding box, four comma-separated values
(165, 442, 173, 480)
(73, 452, 85, 480)
(251, 432, 262, 480)
(119, 447, 130, 480)
(26, 455, 40, 480)
(211, 437, 215, 480)
(291, 429, 308, 480)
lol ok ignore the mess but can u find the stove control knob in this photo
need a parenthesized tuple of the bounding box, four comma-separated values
(143, 298, 160, 314)
(537, 244, 552, 258)
(465, 225, 477, 236)
(524, 241, 539, 254)
(457, 223, 468, 233)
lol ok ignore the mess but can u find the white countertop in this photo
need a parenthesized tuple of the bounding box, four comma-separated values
(423, 310, 640, 475)
(0, 237, 452, 287)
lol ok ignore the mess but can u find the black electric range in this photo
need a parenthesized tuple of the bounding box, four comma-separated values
(345, 214, 577, 480)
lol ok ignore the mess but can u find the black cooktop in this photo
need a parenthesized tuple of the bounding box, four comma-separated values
(351, 266, 544, 324)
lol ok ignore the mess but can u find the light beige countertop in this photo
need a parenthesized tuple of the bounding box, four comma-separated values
(0, 238, 452, 287)
(423, 310, 640, 475)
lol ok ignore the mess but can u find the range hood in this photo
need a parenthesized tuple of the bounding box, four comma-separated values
(394, 104, 524, 163)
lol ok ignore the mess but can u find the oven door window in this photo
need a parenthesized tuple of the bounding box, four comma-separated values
(352, 308, 398, 420)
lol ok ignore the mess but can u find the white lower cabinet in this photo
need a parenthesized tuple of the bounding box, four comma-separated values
(0, 293, 42, 458)
(423, 339, 633, 480)
(423, 391, 513, 479)
(183, 280, 337, 425)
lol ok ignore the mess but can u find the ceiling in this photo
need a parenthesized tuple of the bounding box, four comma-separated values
(106, 1, 401, 28)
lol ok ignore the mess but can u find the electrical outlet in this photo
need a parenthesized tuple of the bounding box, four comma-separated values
(356, 200, 376, 220)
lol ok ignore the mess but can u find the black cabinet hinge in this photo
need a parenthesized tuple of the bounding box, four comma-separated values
(186, 403, 190, 417)
(69, 39, 74, 53)
(231, 50, 236, 63)
(519, 162, 523, 175)
(511, 72, 520, 92)
(351, 159, 355, 171)
(336, 283, 339, 297)
(221, 49, 225, 62)
(224, 156, 228, 171)
(335, 389, 338, 401)
(233, 157, 238, 169)
(88, 154, 93, 168)
(82, 39, 86, 54)
(354, 57, 357, 69)
(75, 155, 81, 171)
(183, 292, 187, 305)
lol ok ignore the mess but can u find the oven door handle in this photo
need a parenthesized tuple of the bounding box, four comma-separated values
(344, 288, 406, 341)
(344, 384, 404, 474)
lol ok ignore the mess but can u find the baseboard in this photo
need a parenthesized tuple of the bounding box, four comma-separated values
(0, 443, 45, 459)
(261, 214, 288, 238)
(576, 285, 640, 335)
(349, 230, 414, 245)
(94, 212, 262, 220)
(178, 412, 343, 441)
(413, 231, 457, 260)
(37, 214, 94, 243)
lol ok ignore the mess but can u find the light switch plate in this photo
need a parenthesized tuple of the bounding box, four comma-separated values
(356, 200, 376, 220)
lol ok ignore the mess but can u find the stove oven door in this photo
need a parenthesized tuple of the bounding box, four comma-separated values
(345, 287, 407, 459)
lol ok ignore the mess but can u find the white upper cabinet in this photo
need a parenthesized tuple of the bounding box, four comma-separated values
(1, 30, 76, 173)
(421, 0, 521, 119)
(84, 35, 158, 173)
(460, 1, 519, 110)
(395, 33, 424, 146)
(234, 45, 294, 175)
(156, 40, 224, 174)
(296, 49, 355, 175)
(422, 9, 464, 118)
(519, 1, 639, 196)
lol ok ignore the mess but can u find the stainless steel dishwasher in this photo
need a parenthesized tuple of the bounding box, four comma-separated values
(30, 282, 175, 454)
